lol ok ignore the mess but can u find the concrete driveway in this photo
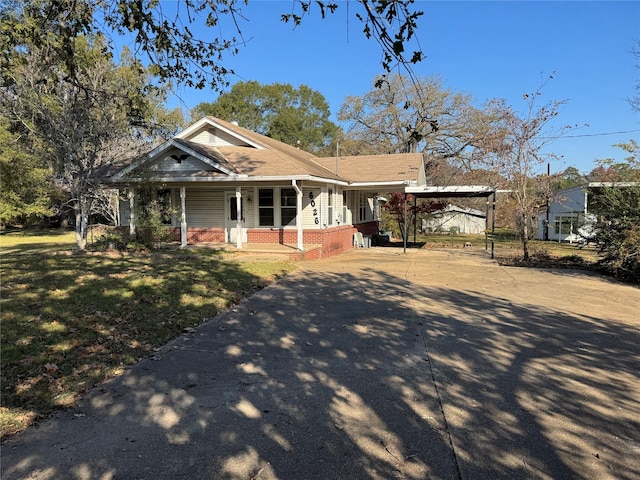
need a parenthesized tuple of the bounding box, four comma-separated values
(2, 248, 639, 480)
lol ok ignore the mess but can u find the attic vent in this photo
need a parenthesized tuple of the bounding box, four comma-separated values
(170, 154, 188, 163)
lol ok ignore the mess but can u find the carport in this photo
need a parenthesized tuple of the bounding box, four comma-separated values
(402, 185, 497, 257)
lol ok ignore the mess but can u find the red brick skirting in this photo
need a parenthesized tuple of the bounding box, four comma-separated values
(246, 225, 357, 259)
(128, 225, 360, 259)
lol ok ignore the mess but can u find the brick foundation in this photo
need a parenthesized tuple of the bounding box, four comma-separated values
(246, 225, 357, 259)
(127, 225, 360, 259)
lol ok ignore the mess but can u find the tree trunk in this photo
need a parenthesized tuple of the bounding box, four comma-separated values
(522, 214, 530, 261)
(74, 197, 88, 251)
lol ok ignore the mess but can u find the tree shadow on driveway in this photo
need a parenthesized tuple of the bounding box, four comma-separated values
(2, 252, 639, 480)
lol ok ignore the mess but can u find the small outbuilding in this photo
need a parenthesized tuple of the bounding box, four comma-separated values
(422, 204, 487, 234)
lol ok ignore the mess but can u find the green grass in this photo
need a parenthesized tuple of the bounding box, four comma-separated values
(415, 231, 599, 264)
(0, 231, 297, 438)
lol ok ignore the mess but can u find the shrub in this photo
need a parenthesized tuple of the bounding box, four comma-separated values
(590, 186, 640, 284)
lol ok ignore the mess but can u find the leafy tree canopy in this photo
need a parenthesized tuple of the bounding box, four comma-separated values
(551, 166, 585, 191)
(0, 118, 57, 226)
(589, 184, 640, 284)
(192, 81, 339, 152)
(1, 0, 424, 92)
(1, 30, 170, 247)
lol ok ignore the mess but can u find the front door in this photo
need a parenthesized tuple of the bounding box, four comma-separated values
(226, 193, 247, 243)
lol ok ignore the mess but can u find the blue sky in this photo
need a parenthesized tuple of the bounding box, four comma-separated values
(163, 0, 639, 174)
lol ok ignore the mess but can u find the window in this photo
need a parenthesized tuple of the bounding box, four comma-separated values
(358, 193, 367, 222)
(229, 196, 244, 222)
(281, 188, 297, 226)
(342, 191, 348, 225)
(554, 214, 584, 235)
(327, 188, 334, 225)
(258, 189, 274, 226)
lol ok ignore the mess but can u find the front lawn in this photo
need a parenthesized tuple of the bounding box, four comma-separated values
(0, 231, 297, 438)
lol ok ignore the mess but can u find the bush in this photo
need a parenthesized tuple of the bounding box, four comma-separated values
(590, 186, 640, 284)
(134, 200, 172, 250)
(92, 231, 130, 251)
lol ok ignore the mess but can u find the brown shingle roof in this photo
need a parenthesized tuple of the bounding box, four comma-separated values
(207, 117, 344, 180)
(315, 153, 423, 183)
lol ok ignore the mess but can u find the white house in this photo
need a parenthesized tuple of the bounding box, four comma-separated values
(106, 116, 427, 259)
(536, 182, 638, 243)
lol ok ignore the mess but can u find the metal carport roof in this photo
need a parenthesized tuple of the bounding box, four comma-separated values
(402, 185, 498, 256)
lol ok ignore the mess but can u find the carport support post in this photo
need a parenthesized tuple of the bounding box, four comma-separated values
(485, 198, 489, 251)
(180, 187, 187, 248)
(403, 193, 408, 253)
(491, 192, 496, 259)
(413, 195, 417, 244)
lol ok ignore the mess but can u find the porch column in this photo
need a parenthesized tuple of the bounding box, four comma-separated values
(128, 189, 135, 237)
(292, 180, 303, 251)
(235, 186, 243, 249)
(180, 187, 187, 248)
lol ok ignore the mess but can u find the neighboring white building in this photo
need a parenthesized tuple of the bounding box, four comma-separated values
(422, 204, 487, 234)
(536, 182, 638, 242)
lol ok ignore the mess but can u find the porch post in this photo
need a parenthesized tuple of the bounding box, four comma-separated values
(292, 180, 303, 251)
(235, 186, 242, 249)
(128, 189, 135, 237)
(180, 187, 187, 248)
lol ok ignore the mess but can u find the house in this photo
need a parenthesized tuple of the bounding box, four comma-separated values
(536, 182, 638, 243)
(422, 204, 487, 234)
(107, 116, 427, 258)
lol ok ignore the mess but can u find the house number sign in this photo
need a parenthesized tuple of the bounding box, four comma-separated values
(308, 190, 320, 225)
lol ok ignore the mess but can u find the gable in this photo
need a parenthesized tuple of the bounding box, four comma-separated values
(184, 125, 261, 149)
(110, 138, 241, 181)
(147, 147, 222, 174)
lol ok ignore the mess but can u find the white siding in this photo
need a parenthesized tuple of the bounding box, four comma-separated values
(185, 189, 225, 228)
(302, 187, 322, 228)
(188, 127, 255, 148)
(244, 188, 256, 227)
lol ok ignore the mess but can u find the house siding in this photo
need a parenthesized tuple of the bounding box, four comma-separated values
(186, 189, 225, 228)
(537, 186, 588, 242)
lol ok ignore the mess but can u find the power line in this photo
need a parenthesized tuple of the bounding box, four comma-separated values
(544, 129, 640, 139)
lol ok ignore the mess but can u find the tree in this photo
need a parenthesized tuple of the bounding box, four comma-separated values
(630, 39, 640, 113)
(382, 192, 446, 240)
(484, 76, 571, 260)
(1, 0, 424, 93)
(589, 184, 640, 284)
(2, 32, 161, 249)
(192, 81, 339, 152)
(337, 74, 501, 177)
(551, 166, 585, 191)
(0, 118, 56, 226)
